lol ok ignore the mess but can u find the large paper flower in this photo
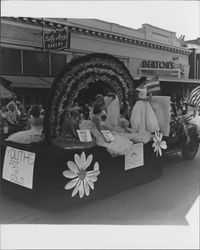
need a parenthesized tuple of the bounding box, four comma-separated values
(63, 152, 100, 198)
(152, 131, 167, 156)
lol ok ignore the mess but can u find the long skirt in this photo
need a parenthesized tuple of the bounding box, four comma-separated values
(130, 100, 160, 133)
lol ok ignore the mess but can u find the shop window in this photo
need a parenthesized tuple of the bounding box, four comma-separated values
(23, 50, 49, 76)
(51, 53, 67, 76)
(0, 47, 21, 74)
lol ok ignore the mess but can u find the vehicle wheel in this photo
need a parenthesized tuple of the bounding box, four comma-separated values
(181, 134, 199, 160)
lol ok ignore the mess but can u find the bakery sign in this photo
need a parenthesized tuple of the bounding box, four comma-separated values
(2, 146, 36, 189)
(43, 28, 70, 51)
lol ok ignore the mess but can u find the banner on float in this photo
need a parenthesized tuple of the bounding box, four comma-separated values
(125, 143, 144, 170)
(77, 130, 93, 142)
(2, 146, 36, 189)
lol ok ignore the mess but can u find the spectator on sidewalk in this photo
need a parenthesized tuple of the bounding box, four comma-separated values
(6, 102, 19, 135)
(6, 94, 21, 116)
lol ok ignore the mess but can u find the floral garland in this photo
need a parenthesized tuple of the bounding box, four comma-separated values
(56, 64, 129, 113)
(57, 71, 127, 135)
(58, 73, 126, 135)
(44, 53, 134, 140)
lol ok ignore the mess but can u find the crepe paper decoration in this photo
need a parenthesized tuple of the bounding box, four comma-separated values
(44, 53, 134, 141)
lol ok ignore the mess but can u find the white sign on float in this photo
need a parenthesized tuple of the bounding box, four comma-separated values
(101, 130, 115, 142)
(2, 146, 36, 189)
(125, 143, 144, 170)
(77, 130, 93, 142)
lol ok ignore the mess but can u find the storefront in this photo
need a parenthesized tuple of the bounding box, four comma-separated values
(0, 17, 195, 106)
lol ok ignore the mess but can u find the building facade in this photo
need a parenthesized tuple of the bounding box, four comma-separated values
(187, 38, 200, 80)
(0, 17, 199, 106)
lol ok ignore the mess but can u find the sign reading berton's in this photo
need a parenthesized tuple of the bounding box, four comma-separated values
(2, 146, 36, 189)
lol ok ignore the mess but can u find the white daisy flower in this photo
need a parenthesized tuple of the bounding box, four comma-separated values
(152, 131, 167, 157)
(63, 151, 100, 198)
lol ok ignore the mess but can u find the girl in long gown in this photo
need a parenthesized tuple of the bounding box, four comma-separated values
(116, 113, 152, 144)
(104, 92, 120, 129)
(6, 105, 44, 144)
(104, 93, 152, 143)
(130, 76, 160, 133)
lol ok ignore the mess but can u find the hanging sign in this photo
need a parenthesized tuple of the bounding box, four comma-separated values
(77, 130, 93, 142)
(125, 143, 144, 170)
(43, 28, 69, 51)
(2, 146, 36, 189)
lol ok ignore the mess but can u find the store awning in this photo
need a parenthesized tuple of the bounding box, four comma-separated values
(0, 75, 54, 89)
(159, 78, 200, 84)
(134, 76, 200, 85)
(0, 84, 13, 99)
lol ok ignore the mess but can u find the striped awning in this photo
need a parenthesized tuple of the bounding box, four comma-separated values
(0, 84, 13, 99)
(189, 86, 200, 107)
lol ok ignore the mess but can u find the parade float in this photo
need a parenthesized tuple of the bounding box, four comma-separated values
(1, 53, 199, 209)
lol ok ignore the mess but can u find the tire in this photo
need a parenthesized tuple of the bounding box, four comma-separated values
(181, 134, 199, 160)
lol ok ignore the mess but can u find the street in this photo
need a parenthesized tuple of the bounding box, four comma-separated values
(0, 149, 199, 225)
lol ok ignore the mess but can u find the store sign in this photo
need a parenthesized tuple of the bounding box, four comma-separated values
(43, 28, 69, 51)
(142, 60, 174, 69)
(2, 147, 35, 189)
(125, 143, 144, 170)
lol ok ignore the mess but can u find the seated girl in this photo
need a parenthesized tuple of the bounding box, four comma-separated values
(6, 105, 44, 144)
(81, 103, 132, 157)
(53, 106, 96, 149)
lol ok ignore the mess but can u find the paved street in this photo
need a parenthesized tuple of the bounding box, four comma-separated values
(0, 149, 199, 225)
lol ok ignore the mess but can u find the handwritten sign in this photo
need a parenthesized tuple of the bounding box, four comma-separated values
(77, 130, 92, 142)
(2, 147, 36, 189)
(101, 130, 115, 142)
(43, 28, 68, 51)
(125, 143, 144, 170)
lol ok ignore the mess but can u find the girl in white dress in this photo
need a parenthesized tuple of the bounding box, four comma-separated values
(6, 105, 44, 144)
(104, 92, 120, 130)
(130, 76, 160, 133)
(80, 99, 132, 157)
(91, 104, 132, 157)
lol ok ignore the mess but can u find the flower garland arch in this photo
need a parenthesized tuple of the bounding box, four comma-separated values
(44, 53, 135, 141)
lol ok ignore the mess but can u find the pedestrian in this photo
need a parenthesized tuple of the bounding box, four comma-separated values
(6, 93, 21, 116)
(6, 102, 19, 135)
(0, 106, 7, 120)
(0, 107, 9, 138)
(18, 103, 28, 130)
(39, 105, 45, 118)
